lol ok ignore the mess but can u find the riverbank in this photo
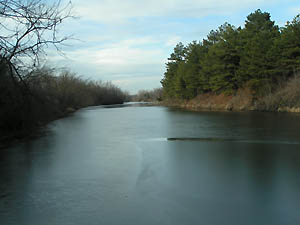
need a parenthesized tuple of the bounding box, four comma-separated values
(162, 89, 255, 112)
(0, 102, 136, 149)
(162, 77, 300, 113)
(0, 102, 134, 149)
(163, 98, 300, 113)
(0, 106, 78, 150)
(0, 66, 130, 149)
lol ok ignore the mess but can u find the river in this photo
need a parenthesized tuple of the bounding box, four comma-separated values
(1, 103, 300, 225)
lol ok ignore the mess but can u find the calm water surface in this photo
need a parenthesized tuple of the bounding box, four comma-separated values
(1, 103, 300, 225)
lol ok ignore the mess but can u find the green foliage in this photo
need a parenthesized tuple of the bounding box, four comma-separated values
(201, 23, 241, 94)
(161, 10, 299, 99)
(161, 42, 186, 98)
(274, 15, 300, 77)
(237, 10, 280, 93)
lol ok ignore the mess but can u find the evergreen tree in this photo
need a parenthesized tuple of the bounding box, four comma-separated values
(237, 9, 280, 94)
(275, 15, 300, 77)
(181, 41, 204, 98)
(201, 23, 241, 94)
(160, 10, 300, 100)
(161, 42, 186, 98)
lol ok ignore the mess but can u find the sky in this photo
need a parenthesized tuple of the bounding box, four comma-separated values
(47, 0, 300, 94)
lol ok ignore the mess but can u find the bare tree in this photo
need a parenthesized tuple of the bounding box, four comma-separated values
(0, 0, 72, 86)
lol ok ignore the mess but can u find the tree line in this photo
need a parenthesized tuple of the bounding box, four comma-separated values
(161, 10, 300, 99)
(0, 65, 129, 140)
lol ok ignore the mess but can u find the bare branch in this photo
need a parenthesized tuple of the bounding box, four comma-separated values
(0, 0, 73, 69)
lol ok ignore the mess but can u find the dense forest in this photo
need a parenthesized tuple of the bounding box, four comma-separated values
(161, 10, 300, 100)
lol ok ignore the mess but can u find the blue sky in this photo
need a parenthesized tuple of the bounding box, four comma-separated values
(47, 0, 300, 94)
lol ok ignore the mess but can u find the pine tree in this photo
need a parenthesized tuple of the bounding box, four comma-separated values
(237, 9, 280, 94)
(161, 42, 186, 98)
(276, 15, 300, 77)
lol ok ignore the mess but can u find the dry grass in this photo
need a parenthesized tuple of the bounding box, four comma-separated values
(162, 76, 300, 113)
(258, 75, 300, 111)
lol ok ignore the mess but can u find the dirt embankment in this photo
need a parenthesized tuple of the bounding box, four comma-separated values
(163, 83, 300, 113)
(163, 89, 255, 112)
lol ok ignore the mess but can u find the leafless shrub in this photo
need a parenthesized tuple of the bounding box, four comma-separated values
(0, 0, 73, 98)
(0, 66, 130, 139)
(259, 74, 300, 111)
(132, 88, 163, 102)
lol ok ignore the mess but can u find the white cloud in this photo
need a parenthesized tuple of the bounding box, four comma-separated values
(71, 0, 275, 23)
(61, 37, 165, 67)
(112, 76, 162, 94)
(166, 36, 182, 47)
(117, 37, 160, 47)
(47, 37, 167, 92)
